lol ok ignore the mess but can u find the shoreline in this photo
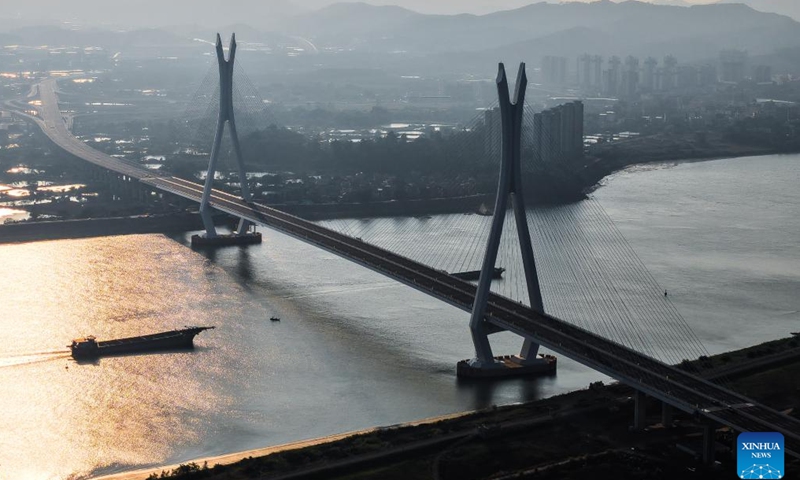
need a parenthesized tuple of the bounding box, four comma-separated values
(580, 149, 798, 196)
(259, 150, 800, 221)
(584, 152, 785, 194)
(90, 336, 800, 480)
(0, 213, 204, 245)
(91, 411, 474, 480)
(2, 152, 794, 232)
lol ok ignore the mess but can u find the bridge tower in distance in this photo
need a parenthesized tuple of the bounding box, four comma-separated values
(457, 63, 555, 378)
(192, 33, 262, 247)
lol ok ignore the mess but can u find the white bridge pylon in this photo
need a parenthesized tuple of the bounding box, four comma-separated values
(199, 33, 253, 238)
(467, 63, 548, 371)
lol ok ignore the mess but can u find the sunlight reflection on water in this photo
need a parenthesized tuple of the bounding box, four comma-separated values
(0, 154, 797, 479)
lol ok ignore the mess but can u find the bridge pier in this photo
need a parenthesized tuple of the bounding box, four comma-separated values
(661, 402, 674, 426)
(125, 177, 134, 199)
(111, 174, 125, 200)
(104, 172, 113, 192)
(633, 390, 647, 431)
(701, 422, 716, 465)
(122, 176, 132, 198)
(137, 184, 148, 203)
(457, 63, 555, 379)
(192, 33, 261, 248)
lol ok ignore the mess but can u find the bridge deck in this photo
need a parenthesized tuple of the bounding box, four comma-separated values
(17, 78, 800, 456)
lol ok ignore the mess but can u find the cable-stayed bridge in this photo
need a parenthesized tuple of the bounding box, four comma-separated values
(9, 35, 800, 461)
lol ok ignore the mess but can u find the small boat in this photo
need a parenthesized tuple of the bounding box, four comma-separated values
(69, 326, 214, 359)
(270, 316, 281, 322)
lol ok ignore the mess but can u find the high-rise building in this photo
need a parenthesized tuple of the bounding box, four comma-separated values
(720, 49, 747, 83)
(605, 56, 622, 96)
(660, 55, 678, 91)
(698, 64, 718, 87)
(753, 65, 773, 83)
(578, 54, 601, 89)
(622, 56, 640, 97)
(642, 57, 657, 92)
(592, 55, 603, 89)
(578, 54, 591, 87)
(542, 56, 568, 85)
(572, 101, 584, 156)
(531, 101, 584, 165)
(677, 65, 698, 89)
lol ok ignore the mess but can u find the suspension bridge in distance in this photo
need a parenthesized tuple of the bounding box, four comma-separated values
(9, 34, 800, 462)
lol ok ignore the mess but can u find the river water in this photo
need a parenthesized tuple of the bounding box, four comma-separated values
(0, 154, 798, 479)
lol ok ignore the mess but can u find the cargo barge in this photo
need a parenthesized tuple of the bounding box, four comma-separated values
(191, 232, 262, 247)
(450, 267, 505, 281)
(69, 326, 215, 359)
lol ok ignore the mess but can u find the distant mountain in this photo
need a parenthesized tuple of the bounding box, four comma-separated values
(6, 1, 799, 30)
(720, 0, 800, 21)
(3, 1, 800, 75)
(284, 2, 422, 38)
(279, 1, 800, 62)
(294, 0, 541, 15)
(647, 0, 694, 5)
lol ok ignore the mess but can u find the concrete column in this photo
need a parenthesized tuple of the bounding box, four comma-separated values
(661, 403, 673, 426)
(701, 423, 716, 465)
(111, 176, 121, 197)
(633, 390, 647, 430)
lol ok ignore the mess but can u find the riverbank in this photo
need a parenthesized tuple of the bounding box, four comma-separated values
(0, 213, 204, 244)
(99, 335, 800, 480)
(578, 132, 796, 194)
(271, 194, 495, 221)
(267, 138, 797, 221)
